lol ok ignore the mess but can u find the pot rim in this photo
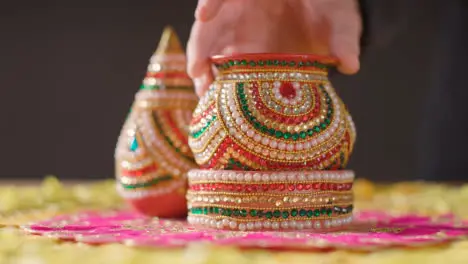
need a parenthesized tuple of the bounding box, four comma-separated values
(211, 53, 338, 65)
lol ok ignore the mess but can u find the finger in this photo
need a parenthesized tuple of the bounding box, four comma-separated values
(195, 0, 225, 22)
(193, 74, 213, 97)
(191, 42, 268, 97)
(187, 20, 220, 96)
(221, 43, 270, 55)
(326, 1, 362, 74)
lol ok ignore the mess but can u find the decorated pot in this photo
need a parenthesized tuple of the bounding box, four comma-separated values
(187, 54, 357, 230)
(189, 54, 356, 171)
(115, 26, 198, 217)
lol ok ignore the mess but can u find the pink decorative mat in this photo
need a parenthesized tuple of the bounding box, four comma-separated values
(22, 211, 468, 251)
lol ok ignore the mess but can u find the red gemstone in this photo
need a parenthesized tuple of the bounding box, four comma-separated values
(288, 184, 296, 191)
(297, 184, 304, 190)
(271, 184, 278, 190)
(262, 184, 269, 191)
(236, 185, 243, 191)
(279, 82, 296, 99)
(313, 183, 321, 190)
(278, 184, 286, 191)
(305, 184, 312, 190)
(321, 183, 329, 190)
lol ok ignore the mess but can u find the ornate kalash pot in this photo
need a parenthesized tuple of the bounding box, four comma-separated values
(115, 26, 198, 217)
(187, 54, 357, 230)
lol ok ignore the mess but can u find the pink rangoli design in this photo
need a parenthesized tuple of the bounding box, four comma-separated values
(22, 210, 468, 251)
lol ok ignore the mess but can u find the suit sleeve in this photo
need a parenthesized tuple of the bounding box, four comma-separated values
(358, 0, 369, 50)
(357, 0, 410, 53)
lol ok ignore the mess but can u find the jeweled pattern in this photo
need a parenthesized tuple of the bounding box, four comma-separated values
(115, 27, 198, 203)
(188, 55, 356, 171)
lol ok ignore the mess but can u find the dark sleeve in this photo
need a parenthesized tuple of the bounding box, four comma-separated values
(358, 0, 369, 49)
(357, 0, 411, 53)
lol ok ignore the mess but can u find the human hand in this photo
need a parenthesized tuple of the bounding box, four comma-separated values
(187, 0, 362, 97)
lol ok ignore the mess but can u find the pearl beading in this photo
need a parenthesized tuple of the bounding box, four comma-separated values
(146, 53, 188, 87)
(150, 54, 186, 63)
(193, 131, 227, 164)
(192, 86, 217, 117)
(264, 82, 313, 114)
(187, 214, 353, 231)
(188, 63, 356, 170)
(115, 39, 199, 208)
(186, 55, 356, 230)
(118, 158, 154, 171)
(147, 63, 187, 73)
(119, 172, 163, 185)
(188, 170, 354, 183)
(135, 90, 198, 103)
(115, 117, 146, 161)
(189, 107, 217, 133)
(116, 178, 186, 199)
(186, 168, 355, 231)
(116, 108, 195, 178)
(217, 71, 328, 82)
(189, 123, 222, 152)
(218, 83, 348, 161)
(138, 111, 196, 175)
(154, 111, 192, 155)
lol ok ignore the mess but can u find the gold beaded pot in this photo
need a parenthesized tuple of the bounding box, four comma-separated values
(115, 26, 198, 217)
(187, 53, 356, 230)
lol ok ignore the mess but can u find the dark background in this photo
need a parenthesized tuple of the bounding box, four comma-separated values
(0, 2, 457, 181)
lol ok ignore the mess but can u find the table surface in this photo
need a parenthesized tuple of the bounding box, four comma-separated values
(1, 177, 467, 264)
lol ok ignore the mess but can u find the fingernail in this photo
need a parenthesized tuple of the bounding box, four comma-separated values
(194, 76, 209, 97)
(193, 77, 204, 93)
(195, 6, 206, 20)
(221, 46, 238, 56)
(196, 0, 215, 21)
(338, 55, 360, 75)
(195, 0, 206, 20)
